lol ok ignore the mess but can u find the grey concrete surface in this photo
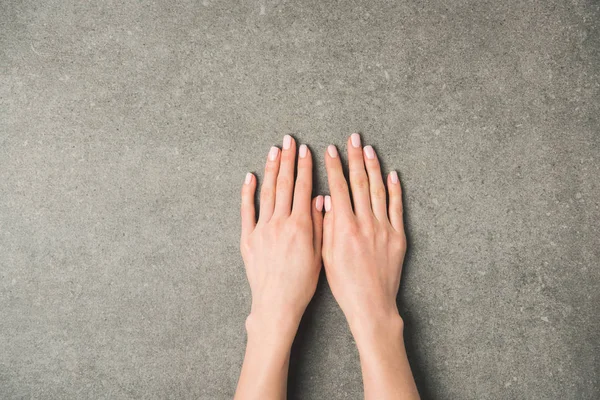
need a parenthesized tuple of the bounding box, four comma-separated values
(1, 0, 599, 399)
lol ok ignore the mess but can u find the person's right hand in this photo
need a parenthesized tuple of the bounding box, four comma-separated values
(321, 134, 419, 400)
(321, 133, 406, 336)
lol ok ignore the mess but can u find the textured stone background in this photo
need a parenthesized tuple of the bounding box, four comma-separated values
(1, 0, 599, 399)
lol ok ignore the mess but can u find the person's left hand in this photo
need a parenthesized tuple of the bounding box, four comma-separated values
(240, 135, 324, 337)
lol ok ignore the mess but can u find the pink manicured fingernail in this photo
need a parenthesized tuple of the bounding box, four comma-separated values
(324, 195, 331, 212)
(299, 144, 308, 158)
(327, 145, 338, 158)
(283, 135, 292, 150)
(316, 195, 324, 211)
(364, 145, 375, 160)
(245, 172, 252, 184)
(268, 146, 279, 161)
(351, 133, 361, 148)
(390, 171, 398, 184)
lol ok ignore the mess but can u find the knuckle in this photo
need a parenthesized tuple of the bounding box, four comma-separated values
(344, 222, 361, 238)
(331, 179, 348, 194)
(292, 215, 311, 229)
(360, 219, 375, 234)
(260, 188, 275, 203)
(269, 216, 284, 230)
(391, 233, 406, 250)
(351, 174, 369, 191)
(241, 187, 253, 199)
(366, 157, 380, 167)
(391, 196, 403, 209)
(294, 179, 311, 194)
(265, 161, 278, 174)
(277, 176, 293, 191)
(379, 228, 390, 241)
(239, 238, 251, 254)
(298, 152, 311, 163)
(282, 150, 295, 160)
(241, 199, 253, 209)
(373, 186, 387, 200)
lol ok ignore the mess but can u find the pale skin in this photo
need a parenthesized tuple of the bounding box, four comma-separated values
(235, 133, 420, 400)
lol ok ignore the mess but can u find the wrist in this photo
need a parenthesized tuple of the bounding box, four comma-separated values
(237, 312, 298, 397)
(245, 311, 300, 348)
(348, 310, 405, 352)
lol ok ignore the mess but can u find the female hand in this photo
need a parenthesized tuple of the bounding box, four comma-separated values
(240, 135, 324, 336)
(321, 133, 418, 400)
(322, 133, 406, 334)
(236, 136, 324, 400)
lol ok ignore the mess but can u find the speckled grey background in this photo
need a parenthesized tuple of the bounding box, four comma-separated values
(1, 0, 599, 399)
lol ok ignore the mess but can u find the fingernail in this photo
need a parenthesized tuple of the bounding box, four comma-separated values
(316, 195, 324, 211)
(283, 135, 292, 150)
(245, 172, 252, 185)
(324, 195, 331, 212)
(364, 145, 375, 160)
(268, 146, 279, 161)
(299, 144, 308, 158)
(390, 171, 399, 184)
(327, 145, 338, 158)
(351, 133, 361, 148)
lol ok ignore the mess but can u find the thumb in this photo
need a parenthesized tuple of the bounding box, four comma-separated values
(312, 195, 324, 260)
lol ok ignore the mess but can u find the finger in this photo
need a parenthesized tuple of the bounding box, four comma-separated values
(347, 133, 371, 217)
(274, 135, 296, 217)
(322, 195, 333, 264)
(312, 195, 324, 260)
(363, 145, 387, 221)
(325, 145, 352, 216)
(241, 172, 257, 240)
(388, 171, 405, 232)
(292, 144, 312, 216)
(259, 146, 281, 222)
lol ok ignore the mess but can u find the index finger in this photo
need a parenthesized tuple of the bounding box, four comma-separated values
(325, 144, 352, 215)
(292, 144, 313, 216)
